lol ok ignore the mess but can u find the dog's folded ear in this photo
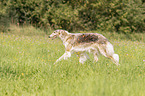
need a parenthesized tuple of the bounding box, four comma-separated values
(61, 31, 67, 36)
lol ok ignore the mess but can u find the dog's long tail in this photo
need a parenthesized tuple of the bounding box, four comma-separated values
(106, 42, 119, 65)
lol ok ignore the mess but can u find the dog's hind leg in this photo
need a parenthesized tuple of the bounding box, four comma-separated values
(93, 52, 99, 62)
(79, 52, 89, 64)
(91, 49, 99, 62)
(54, 51, 71, 64)
(97, 42, 119, 66)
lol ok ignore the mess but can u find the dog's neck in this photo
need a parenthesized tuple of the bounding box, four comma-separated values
(59, 31, 70, 41)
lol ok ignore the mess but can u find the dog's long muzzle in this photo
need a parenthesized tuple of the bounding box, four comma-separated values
(49, 35, 57, 39)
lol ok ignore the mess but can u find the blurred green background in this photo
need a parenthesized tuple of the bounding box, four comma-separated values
(0, 0, 145, 33)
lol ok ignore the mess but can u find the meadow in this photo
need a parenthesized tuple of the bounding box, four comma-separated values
(0, 25, 145, 96)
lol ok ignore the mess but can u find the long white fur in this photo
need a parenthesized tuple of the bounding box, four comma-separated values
(49, 30, 120, 66)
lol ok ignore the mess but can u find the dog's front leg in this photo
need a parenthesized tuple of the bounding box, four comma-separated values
(79, 52, 90, 64)
(54, 51, 71, 64)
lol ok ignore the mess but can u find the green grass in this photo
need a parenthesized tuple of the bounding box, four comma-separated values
(0, 25, 145, 96)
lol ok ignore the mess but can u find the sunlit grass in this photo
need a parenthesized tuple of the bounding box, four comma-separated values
(0, 26, 145, 96)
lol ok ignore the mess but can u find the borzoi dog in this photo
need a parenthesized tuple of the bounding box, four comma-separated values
(49, 30, 119, 66)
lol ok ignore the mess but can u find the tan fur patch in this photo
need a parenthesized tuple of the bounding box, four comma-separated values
(75, 33, 108, 45)
(77, 34, 98, 43)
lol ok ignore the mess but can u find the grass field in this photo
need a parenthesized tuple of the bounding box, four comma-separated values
(0, 25, 145, 96)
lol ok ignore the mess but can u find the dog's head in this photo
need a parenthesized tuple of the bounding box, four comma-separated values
(49, 30, 69, 39)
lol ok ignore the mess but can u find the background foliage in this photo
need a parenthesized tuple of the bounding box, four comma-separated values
(0, 0, 145, 33)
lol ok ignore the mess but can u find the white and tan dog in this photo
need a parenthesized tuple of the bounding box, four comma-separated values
(49, 30, 119, 66)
